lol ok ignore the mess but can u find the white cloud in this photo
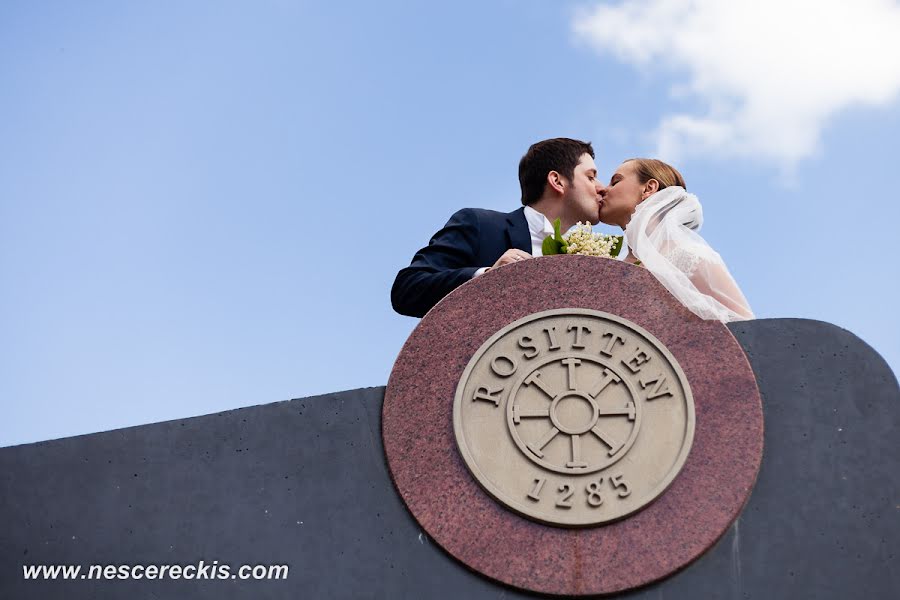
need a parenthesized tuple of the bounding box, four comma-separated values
(574, 0, 900, 167)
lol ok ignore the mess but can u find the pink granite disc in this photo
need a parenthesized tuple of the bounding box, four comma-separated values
(383, 256, 763, 596)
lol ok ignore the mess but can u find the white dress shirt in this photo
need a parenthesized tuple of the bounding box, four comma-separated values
(473, 206, 556, 278)
(523, 205, 556, 257)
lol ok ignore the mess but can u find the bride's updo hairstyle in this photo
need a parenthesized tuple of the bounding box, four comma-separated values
(626, 158, 698, 230)
(626, 158, 686, 191)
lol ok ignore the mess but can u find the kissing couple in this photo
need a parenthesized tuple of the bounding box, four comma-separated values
(391, 137, 753, 322)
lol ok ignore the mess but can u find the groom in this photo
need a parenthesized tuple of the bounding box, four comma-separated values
(391, 137, 605, 318)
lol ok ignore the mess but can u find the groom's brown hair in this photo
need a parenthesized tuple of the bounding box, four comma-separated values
(519, 138, 595, 206)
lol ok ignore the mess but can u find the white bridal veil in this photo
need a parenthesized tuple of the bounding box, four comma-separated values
(624, 186, 754, 323)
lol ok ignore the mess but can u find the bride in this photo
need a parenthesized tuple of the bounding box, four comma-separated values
(599, 158, 754, 322)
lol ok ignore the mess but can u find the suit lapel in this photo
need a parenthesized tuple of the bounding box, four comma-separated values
(505, 207, 531, 254)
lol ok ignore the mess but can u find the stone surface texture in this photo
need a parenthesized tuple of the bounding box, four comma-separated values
(383, 256, 764, 596)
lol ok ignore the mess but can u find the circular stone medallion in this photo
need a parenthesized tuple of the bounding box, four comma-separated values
(454, 308, 694, 527)
(383, 256, 764, 596)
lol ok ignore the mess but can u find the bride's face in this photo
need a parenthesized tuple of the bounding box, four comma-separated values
(599, 161, 646, 229)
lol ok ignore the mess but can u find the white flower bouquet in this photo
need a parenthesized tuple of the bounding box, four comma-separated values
(542, 219, 624, 258)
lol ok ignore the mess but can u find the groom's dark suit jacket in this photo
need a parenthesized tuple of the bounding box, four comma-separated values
(391, 207, 531, 318)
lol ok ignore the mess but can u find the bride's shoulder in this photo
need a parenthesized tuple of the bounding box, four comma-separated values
(662, 241, 713, 275)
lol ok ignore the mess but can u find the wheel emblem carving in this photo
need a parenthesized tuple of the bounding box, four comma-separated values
(453, 309, 695, 527)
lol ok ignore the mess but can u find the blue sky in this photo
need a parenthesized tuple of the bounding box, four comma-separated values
(2, 0, 899, 447)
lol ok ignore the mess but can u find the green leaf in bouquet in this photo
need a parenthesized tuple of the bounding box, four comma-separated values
(541, 218, 572, 255)
(610, 235, 624, 258)
(542, 235, 562, 255)
(550, 218, 570, 254)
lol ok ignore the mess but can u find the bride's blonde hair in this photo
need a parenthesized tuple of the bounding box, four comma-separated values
(626, 158, 686, 191)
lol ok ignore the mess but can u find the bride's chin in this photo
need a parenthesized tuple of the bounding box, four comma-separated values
(598, 211, 623, 229)
(597, 208, 609, 224)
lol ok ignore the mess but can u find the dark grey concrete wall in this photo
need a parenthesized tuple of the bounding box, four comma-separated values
(0, 318, 897, 599)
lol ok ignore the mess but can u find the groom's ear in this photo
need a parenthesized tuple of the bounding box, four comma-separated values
(547, 170, 566, 195)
